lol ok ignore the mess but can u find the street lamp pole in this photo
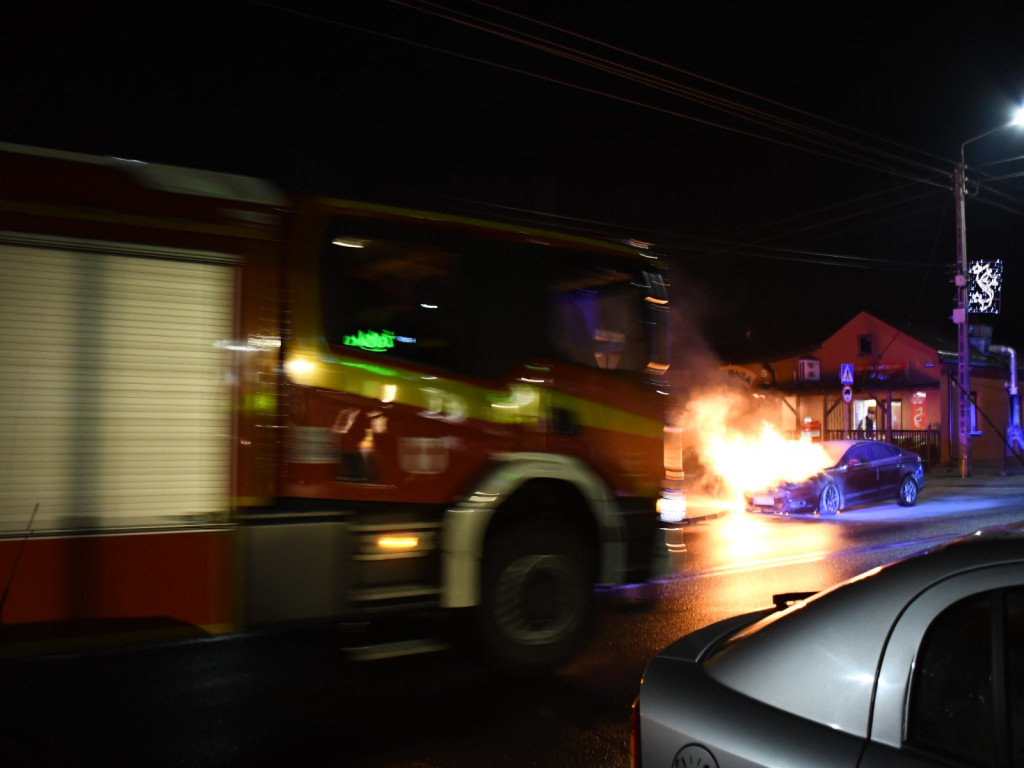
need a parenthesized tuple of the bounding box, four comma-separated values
(954, 108, 1024, 478)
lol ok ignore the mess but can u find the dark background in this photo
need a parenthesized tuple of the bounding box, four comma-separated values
(3, 1, 1024, 362)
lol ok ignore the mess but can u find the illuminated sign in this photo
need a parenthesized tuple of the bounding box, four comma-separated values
(855, 361, 907, 381)
(911, 392, 927, 429)
(342, 329, 416, 353)
(968, 259, 1003, 314)
(721, 364, 757, 389)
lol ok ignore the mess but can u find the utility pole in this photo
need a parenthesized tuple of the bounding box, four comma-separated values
(953, 159, 971, 478)
(954, 109, 1024, 478)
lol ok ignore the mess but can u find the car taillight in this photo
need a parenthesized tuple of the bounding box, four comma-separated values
(629, 693, 642, 768)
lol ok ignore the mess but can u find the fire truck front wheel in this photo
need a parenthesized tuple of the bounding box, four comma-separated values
(477, 521, 595, 674)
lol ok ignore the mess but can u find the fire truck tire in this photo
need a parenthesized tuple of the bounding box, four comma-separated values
(477, 520, 595, 674)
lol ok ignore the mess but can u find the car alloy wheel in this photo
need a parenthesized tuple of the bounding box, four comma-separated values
(897, 476, 919, 506)
(818, 483, 841, 515)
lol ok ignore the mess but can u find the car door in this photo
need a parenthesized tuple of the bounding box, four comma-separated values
(858, 565, 1024, 768)
(868, 442, 902, 499)
(839, 444, 878, 506)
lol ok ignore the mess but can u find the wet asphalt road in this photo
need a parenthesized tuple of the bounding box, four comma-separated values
(4, 480, 1024, 767)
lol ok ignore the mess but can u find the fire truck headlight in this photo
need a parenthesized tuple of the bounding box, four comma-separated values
(284, 357, 317, 380)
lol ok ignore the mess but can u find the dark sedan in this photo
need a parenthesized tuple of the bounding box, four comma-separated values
(743, 439, 924, 515)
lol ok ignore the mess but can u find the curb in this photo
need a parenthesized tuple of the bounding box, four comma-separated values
(925, 473, 1024, 488)
(679, 508, 730, 525)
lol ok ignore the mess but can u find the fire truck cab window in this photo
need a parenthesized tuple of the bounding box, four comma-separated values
(548, 268, 644, 371)
(323, 236, 465, 372)
(321, 224, 656, 380)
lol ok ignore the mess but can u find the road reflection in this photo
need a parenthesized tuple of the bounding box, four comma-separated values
(711, 506, 834, 564)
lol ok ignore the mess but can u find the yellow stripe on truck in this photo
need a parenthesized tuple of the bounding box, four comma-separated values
(284, 344, 661, 439)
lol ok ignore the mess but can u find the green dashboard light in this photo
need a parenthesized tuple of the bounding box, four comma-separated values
(344, 329, 396, 352)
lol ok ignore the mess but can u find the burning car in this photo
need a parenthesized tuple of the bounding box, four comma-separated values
(742, 439, 924, 515)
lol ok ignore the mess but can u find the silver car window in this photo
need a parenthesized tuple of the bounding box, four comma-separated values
(906, 586, 1024, 767)
(907, 592, 994, 764)
(871, 561, 1024, 751)
(1010, 590, 1024, 768)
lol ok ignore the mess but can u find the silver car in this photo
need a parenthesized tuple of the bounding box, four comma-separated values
(631, 523, 1024, 768)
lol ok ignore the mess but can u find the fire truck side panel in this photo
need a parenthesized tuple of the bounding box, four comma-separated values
(232, 235, 285, 508)
(0, 529, 234, 641)
(0, 143, 285, 648)
(241, 518, 354, 622)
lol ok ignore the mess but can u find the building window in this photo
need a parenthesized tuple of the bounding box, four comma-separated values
(970, 393, 982, 435)
(858, 334, 872, 356)
(854, 399, 877, 433)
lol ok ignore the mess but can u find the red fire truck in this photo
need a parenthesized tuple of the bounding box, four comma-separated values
(0, 142, 684, 671)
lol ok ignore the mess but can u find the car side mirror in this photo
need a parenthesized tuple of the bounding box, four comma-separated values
(846, 458, 862, 468)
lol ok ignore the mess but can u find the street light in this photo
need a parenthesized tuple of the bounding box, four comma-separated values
(953, 106, 1024, 477)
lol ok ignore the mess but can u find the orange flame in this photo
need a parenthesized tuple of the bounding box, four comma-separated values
(679, 390, 832, 507)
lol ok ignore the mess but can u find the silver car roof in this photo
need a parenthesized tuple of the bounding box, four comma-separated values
(697, 523, 1024, 737)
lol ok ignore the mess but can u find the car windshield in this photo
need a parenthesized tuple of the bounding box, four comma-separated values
(821, 442, 850, 466)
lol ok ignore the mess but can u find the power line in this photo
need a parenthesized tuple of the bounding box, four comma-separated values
(249, 0, 952, 189)
(244, 1, 1021, 275)
(393, 0, 953, 185)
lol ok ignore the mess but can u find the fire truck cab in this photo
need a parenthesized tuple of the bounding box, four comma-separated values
(0, 142, 682, 671)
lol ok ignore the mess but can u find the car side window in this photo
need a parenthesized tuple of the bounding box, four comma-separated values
(868, 443, 898, 461)
(907, 589, 1024, 766)
(907, 592, 994, 765)
(1010, 589, 1023, 768)
(845, 445, 873, 465)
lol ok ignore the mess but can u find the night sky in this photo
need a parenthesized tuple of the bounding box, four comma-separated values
(4, 1, 1024, 363)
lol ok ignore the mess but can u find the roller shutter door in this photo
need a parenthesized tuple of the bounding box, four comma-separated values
(0, 237, 236, 534)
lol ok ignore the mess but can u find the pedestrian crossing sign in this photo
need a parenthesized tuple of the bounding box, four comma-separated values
(840, 363, 854, 385)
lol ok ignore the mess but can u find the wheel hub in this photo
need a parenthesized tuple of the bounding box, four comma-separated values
(492, 554, 582, 645)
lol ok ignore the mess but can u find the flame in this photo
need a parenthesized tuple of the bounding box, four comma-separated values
(678, 390, 832, 507)
(705, 422, 831, 493)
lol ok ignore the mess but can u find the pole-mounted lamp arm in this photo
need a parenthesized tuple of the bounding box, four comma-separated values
(962, 107, 1024, 167)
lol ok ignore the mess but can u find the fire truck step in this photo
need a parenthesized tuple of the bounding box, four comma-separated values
(342, 637, 450, 661)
